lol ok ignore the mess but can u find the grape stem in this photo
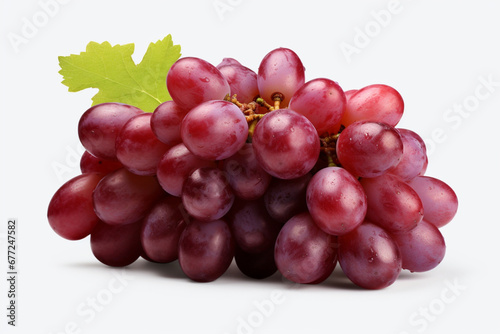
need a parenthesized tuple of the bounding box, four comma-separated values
(320, 133, 342, 168)
(273, 100, 280, 110)
(247, 119, 259, 140)
(246, 114, 265, 122)
(255, 97, 274, 111)
(272, 93, 283, 111)
(226, 95, 269, 139)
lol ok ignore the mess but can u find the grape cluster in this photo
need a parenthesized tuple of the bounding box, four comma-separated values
(47, 48, 458, 289)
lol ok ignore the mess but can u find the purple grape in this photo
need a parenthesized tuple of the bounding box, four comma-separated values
(156, 143, 216, 197)
(217, 59, 260, 103)
(150, 100, 189, 146)
(252, 109, 320, 179)
(116, 113, 170, 176)
(90, 220, 142, 267)
(47, 173, 104, 240)
(257, 48, 305, 107)
(235, 246, 277, 280)
(341, 84, 404, 128)
(78, 102, 143, 160)
(93, 168, 165, 225)
(80, 151, 123, 175)
(289, 78, 346, 135)
(390, 220, 446, 272)
(407, 176, 458, 228)
(338, 222, 402, 289)
(178, 219, 235, 282)
(264, 173, 312, 224)
(226, 199, 280, 254)
(360, 174, 424, 232)
(221, 143, 272, 200)
(388, 128, 428, 181)
(306, 167, 367, 236)
(141, 196, 187, 263)
(274, 212, 338, 284)
(181, 100, 248, 161)
(166, 57, 230, 111)
(181, 167, 234, 221)
(336, 121, 403, 178)
(216, 58, 242, 68)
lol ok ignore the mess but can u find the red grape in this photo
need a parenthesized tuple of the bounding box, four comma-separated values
(178, 219, 234, 282)
(275, 212, 338, 284)
(78, 102, 143, 160)
(338, 222, 401, 289)
(306, 167, 367, 236)
(252, 109, 320, 179)
(166, 57, 230, 111)
(336, 121, 403, 178)
(47, 173, 104, 240)
(93, 168, 164, 225)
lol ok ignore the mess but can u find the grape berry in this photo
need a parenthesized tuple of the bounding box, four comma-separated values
(48, 47, 459, 289)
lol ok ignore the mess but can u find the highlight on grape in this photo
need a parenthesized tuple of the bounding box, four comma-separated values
(48, 45, 459, 289)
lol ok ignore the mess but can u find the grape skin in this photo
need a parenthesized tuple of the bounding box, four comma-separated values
(306, 167, 367, 236)
(390, 220, 446, 272)
(360, 174, 424, 232)
(274, 212, 338, 284)
(156, 143, 216, 197)
(217, 58, 242, 68)
(140, 196, 187, 263)
(338, 222, 402, 290)
(181, 100, 248, 161)
(47, 173, 104, 240)
(166, 57, 230, 111)
(407, 176, 458, 228)
(388, 128, 428, 181)
(80, 151, 123, 175)
(235, 246, 277, 280)
(289, 78, 346, 135)
(116, 113, 170, 176)
(181, 167, 234, 221)
(226, 199, 280, 254)
(336, 121, 403, 178)
(151, 100, 189, 146)
(93, 168, 164, 225)
(217, 59, 259, 103)
(78, 102, 143, 160)
(90, 220, 142, 267)
(264, 173, 311, 224)
(221, 143, 272, 200)
(257, 48, 305, 107)
(341, 84, 404, 128)
(252, 109, 320, 180)
(178, 219, 235, 282)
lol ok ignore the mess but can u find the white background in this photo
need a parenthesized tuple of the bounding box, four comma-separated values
(1, 0, 499, 333)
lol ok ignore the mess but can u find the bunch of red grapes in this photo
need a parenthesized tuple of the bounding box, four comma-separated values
(48, 48, 458, 289)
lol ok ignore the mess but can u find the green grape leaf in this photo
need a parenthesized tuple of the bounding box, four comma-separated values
(58, 35, 181, 112)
